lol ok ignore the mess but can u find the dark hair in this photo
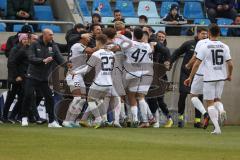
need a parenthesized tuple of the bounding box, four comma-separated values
(124, 31, 132, 39)
(134, 27, 143, 40)
(197, 27, 207, 33)
(208, 23, 220, 37)
(139, 15, 148, 23)
(96, 34, 108, 45)
(103, 27, 116, 39)
(90, 23, 101, 31)
(20, 25, 33, 33)
(74, 23, 85, 30)
(114, 9, 121, 14)
(92, 13, 102, 23)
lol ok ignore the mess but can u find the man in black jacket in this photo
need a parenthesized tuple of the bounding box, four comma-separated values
(21, 29, 66, 127)
(171, 27, 208, 128)
(2, 34, 30, 123)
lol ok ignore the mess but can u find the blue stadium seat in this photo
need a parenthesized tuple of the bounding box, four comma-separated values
(0, 23, 6, 32)
(194, 19, 211, 25)
(13, 24, 34, 32)
(148, 18, 165, 33)
(40, 24, 61, 33)
(160, 1, 178, 18)
(183, 2, 204, 19)
(0, 0, 7, 16)
(77, 0, 90, 17)
(34, 5, 54, 21)
(125, 17, 139, 24)
(217, 18, 233, 36)
(92, 0, 113, 17)
(138, 0, 159, 17)
(115, 0, 135, 17)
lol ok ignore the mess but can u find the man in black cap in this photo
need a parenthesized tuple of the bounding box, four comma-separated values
(162, 4, 187, 36)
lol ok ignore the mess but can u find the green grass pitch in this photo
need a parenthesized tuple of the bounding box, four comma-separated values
(0, 124, 240, 160)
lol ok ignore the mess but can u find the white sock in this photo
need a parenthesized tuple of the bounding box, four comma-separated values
(114, 97, 121, 123)
(214, 101, 224, 113)
(120, 102, 126, 119)
(102, 114, 108, 122)
(138, 99, 148, 122)
(88, 101, 102, 122)
(208, 106, 221, 132)
(155, 110, 159, 123)
(131, 106, 138, 122)
(191, 97, 206, 115)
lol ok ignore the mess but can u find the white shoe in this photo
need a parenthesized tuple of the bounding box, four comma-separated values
(211, 130, 221, 135)
(219, 111, 227, 126)
(62, 121, 73, 128)
(21, 117, 28, 127)
(48, 121, 62, 128)
(113, 122, 122, 128)
(153, 122, 160, 128)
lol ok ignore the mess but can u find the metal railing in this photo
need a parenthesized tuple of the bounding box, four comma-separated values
(0, 19, 75, 28)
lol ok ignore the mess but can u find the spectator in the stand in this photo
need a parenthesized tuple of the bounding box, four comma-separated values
(34, 0, 47, 5)
(162, 4, 187, 36)
(205, 0, 237, 23)
(6, 0, 34, 31)
(21, 29, 66, 127)
(112, 9, 125, 23)
(5, 25, 32, 57)
(139, 15, 148, 25)
(227, 15, 240, 37)
(92, 13, 102, 24)
(3, 34, 30, 123)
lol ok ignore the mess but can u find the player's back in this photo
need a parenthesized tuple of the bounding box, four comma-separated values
(69, 43, 88, 70)
(123, 41, 153, 77)
(87, 49, 115, 86)
(200, 40, 231, 82)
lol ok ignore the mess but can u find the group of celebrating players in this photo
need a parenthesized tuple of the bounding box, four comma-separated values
(61, 23, 233, 135)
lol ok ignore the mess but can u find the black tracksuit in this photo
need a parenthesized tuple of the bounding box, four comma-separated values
(3, 44, 29, 120)
(21, 37, 65, 123)
(147, 42, 171, 118)
(171, 37, 202, 118)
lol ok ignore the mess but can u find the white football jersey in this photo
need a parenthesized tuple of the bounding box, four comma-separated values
(87, 49, 115, 86)
(194, 38, 210, 75)
(119, 37, 153, 77)
(69, 43, 88, 70)
(196, 40, 231, 82)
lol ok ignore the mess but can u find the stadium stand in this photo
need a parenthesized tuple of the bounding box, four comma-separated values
(77, 0, 91, 17)
(115, 0, 135, 17)
(183, 1, 204, 19)
(34, 5, 61, 32)
(137, 0, 159, 17)
(13, 24, 34, 32)
(194, 18, 211, 25)
(34, 5, 54, 21)
(0, 23, 6, 32)
(217, 18, 234, 36)
(0, 0, 7, 16)
(92, 0, 113, 17)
